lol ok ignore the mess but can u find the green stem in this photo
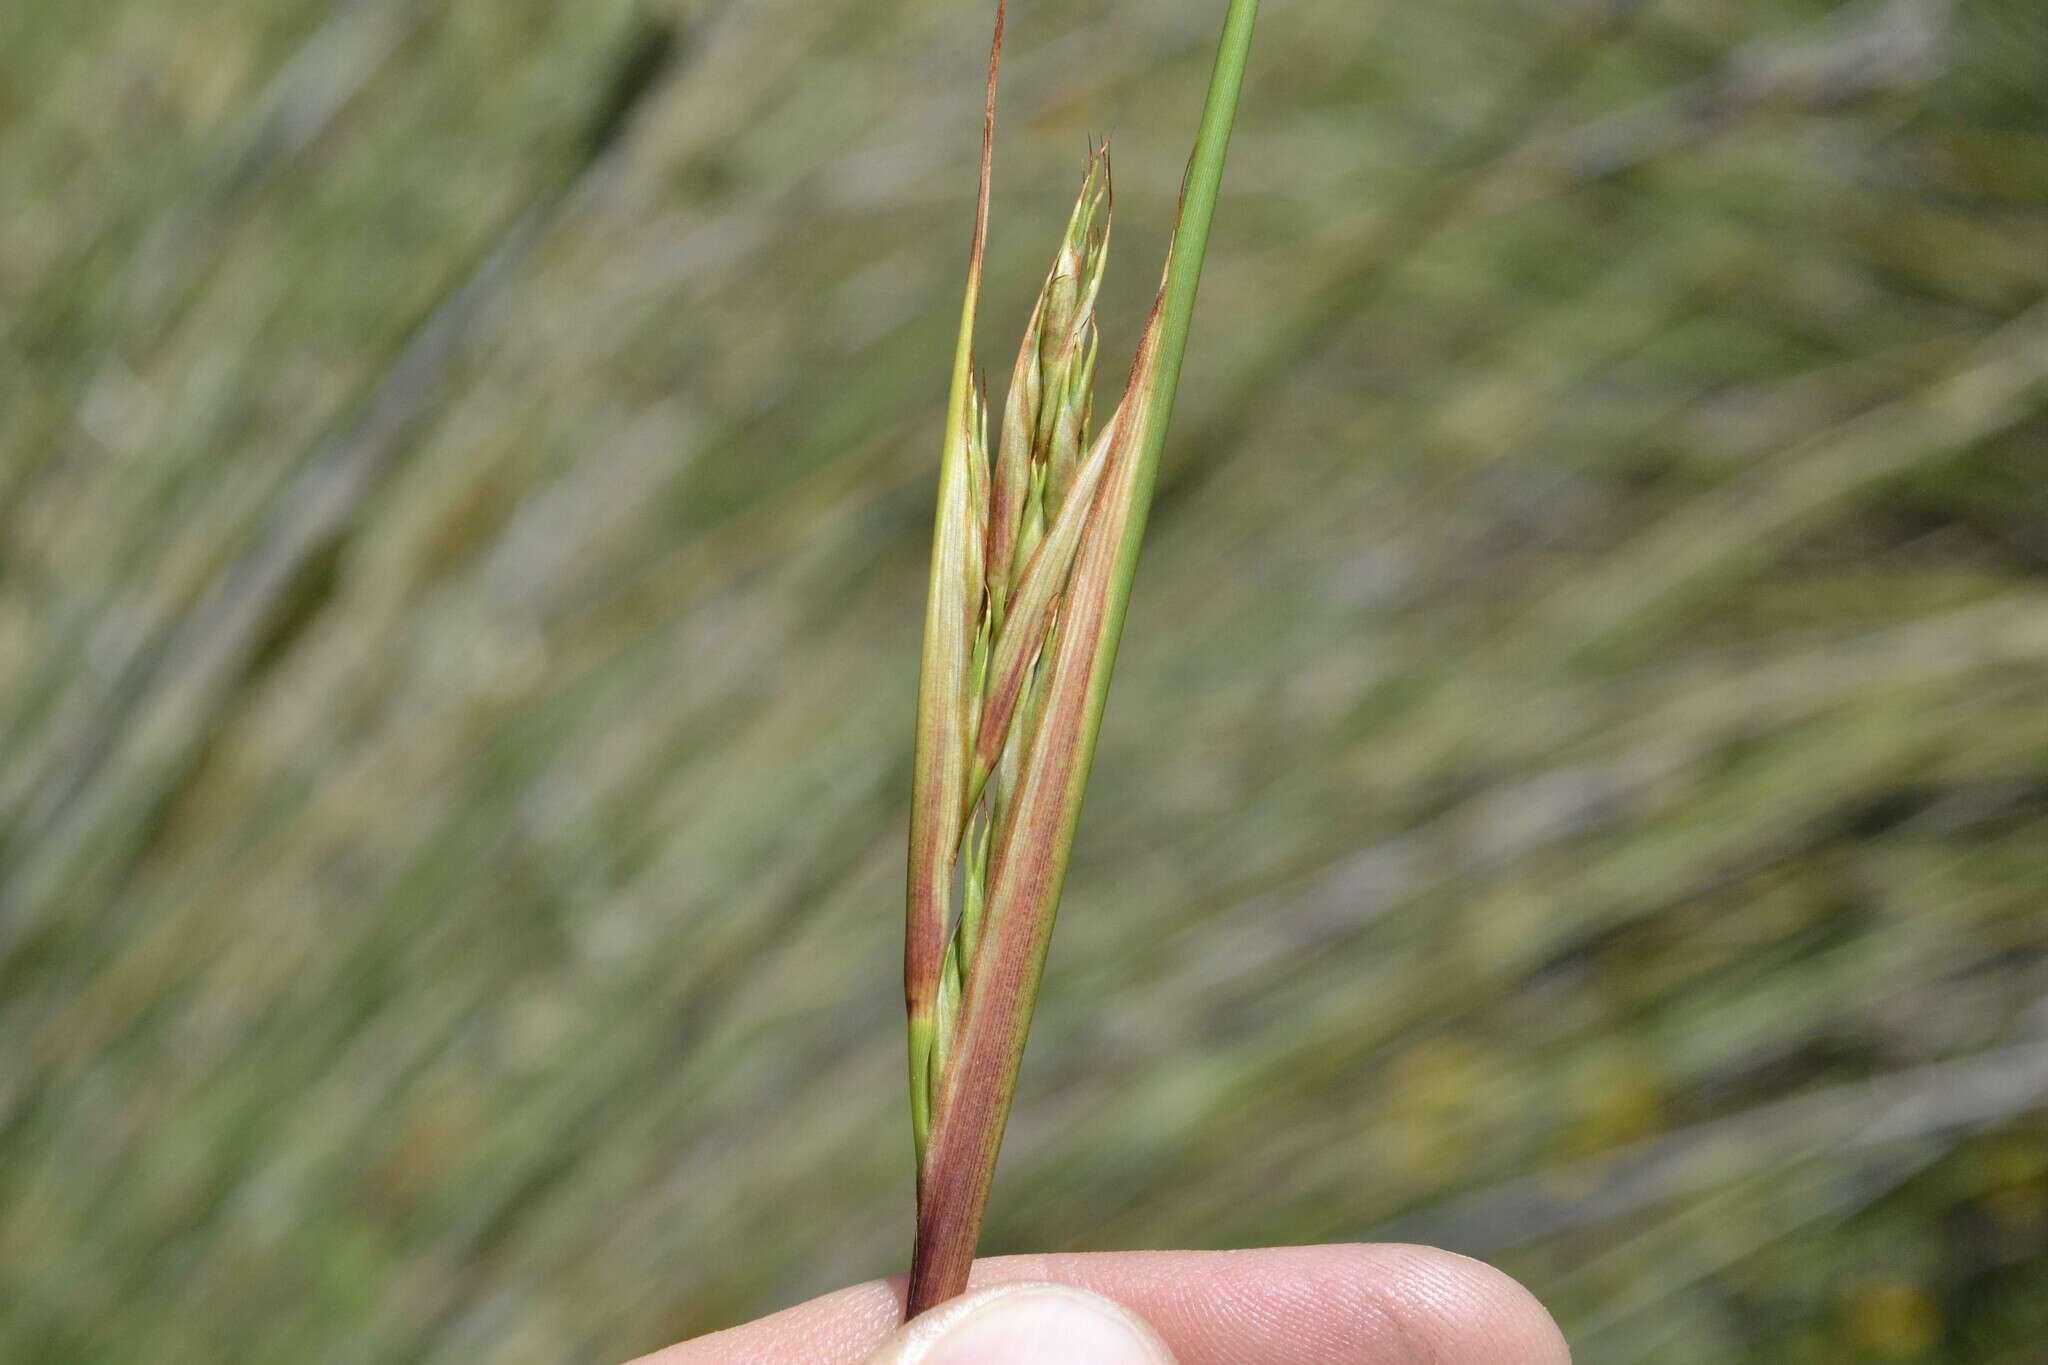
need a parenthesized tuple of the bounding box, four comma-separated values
(1067, 0, 1259, 812)
(1145, 0, 1260, 494)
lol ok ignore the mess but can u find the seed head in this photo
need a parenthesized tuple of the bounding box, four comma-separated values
(904, 0, 1257, 1317)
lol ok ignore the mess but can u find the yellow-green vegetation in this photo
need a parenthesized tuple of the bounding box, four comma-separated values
(2, 0, 2045, 1361)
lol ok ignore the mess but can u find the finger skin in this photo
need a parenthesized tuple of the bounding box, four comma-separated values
(633, 1244, 1570, 1365)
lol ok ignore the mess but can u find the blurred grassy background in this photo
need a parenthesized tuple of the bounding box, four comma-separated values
(4, 0, 2047, 1360)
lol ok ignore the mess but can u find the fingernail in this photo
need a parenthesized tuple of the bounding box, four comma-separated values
(866, 1282, 1177, 1365)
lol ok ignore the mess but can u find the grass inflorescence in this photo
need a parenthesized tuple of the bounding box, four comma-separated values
(903, 0, 1260, 1316)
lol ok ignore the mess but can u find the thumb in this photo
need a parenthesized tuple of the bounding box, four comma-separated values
(862, 1281, 1179, 1365)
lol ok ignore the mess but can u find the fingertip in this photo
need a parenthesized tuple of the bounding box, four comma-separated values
(1326, 1243, 1571, 1365)
(1060, 1242, 1568, 1364)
